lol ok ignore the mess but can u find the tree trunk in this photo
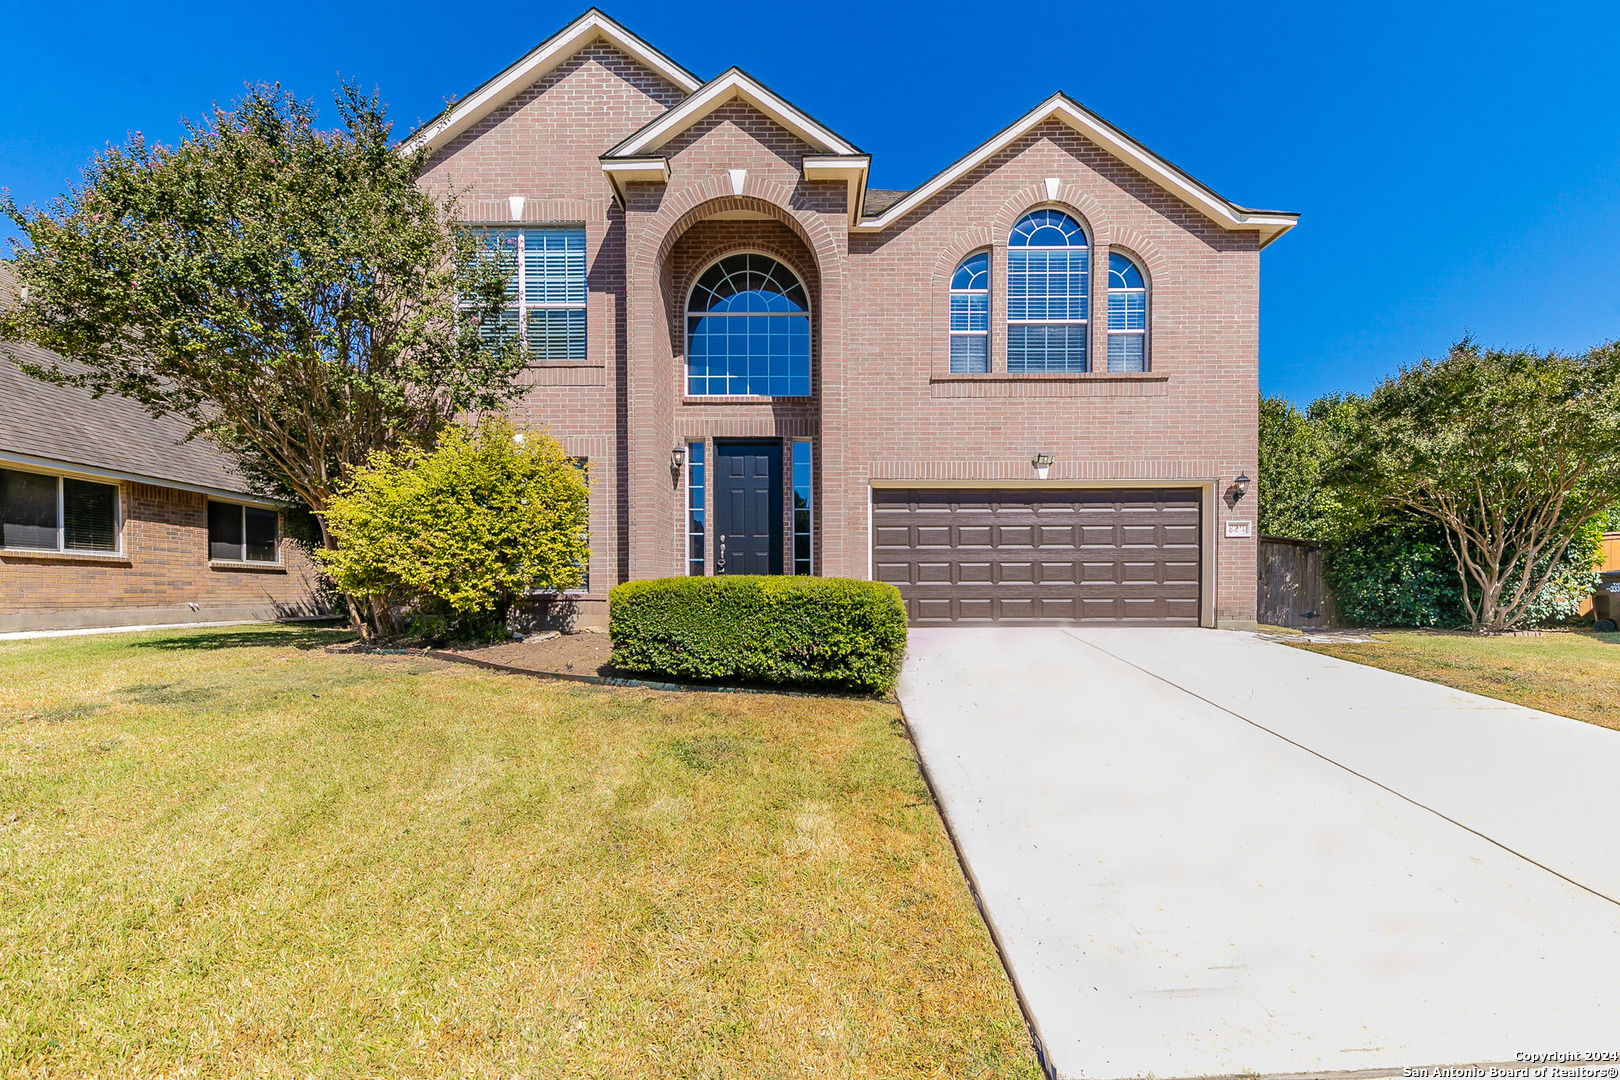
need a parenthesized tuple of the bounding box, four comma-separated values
(316, 514, 369, 639)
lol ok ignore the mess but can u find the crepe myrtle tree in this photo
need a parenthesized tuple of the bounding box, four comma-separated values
(1327, 338, 1620, 632)
(0, 83, 523, 633)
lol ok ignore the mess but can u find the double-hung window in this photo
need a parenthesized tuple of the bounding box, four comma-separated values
(1107, 252, 1148, 372)
(0, 468, 119, 553)
(1007, 209, 1090, 373)
(949, 252, 990, 374)
(207, 501, 279, 563)
(475, 227, 587, 361)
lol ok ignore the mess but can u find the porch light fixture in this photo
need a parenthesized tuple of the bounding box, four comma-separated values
(1032, 452, 1055, 480)
(1232, 473, 1251, 501)
(670, 446, 686, 477)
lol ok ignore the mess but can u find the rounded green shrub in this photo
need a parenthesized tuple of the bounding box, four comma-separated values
(609, 576, 908, 694)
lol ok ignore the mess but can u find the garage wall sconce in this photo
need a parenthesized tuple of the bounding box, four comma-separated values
(1031, 453, 1055, 480)
(670, 446, 686, 481)
(1230, 473, 1251, 501)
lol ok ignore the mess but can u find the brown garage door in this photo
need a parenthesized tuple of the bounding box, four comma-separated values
(872, 487, 1203, 625)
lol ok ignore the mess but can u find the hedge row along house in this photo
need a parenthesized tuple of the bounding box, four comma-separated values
(1, 8, 1295, 632)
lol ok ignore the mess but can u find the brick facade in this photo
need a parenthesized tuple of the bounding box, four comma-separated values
(416, 20, 1290, 628)
(0, 481, 324, 633)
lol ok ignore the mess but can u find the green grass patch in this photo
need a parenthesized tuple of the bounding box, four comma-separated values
(1291, 629, 1620, 730)
(0, 624, 1035, 1078)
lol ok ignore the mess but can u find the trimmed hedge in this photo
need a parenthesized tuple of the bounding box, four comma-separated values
(609, 576, 908, 694)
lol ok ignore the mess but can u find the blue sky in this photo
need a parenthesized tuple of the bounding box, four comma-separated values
(4, 1, 1617, 404)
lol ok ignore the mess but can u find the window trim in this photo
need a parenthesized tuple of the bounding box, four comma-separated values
(206, 499, 282, 566)
(791, 439, 813, 575)
(1007, 208, 1091, 374)
(1106, 250, 1149, 373)
(0, 466, 122, 555)
(687, 440, 706, 576)
(684, 250, 814, 399)
(948, 251, 991, 375)
(472, 225, 588, 364)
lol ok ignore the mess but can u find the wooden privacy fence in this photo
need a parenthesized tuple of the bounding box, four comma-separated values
(1257, 535, 1338, 628)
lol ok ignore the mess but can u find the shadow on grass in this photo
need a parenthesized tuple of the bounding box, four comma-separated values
(129, 622, 354, 653)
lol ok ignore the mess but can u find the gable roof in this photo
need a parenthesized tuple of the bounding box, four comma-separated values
(853, 93, 1298, 246)
(0, 265, 258, 500)
(602, 67, 863, 159)
(402, 9, 703, 155)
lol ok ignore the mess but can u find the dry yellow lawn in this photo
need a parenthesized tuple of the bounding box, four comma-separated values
(0, 624, 1038, 1079)
(1291, 629, 1620, 731)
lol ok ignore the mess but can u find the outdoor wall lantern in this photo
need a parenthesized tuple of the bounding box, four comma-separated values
(1231, 473, 1251, 501)
(1031, 453, 1055, 481)
(670, 446, 686, 478)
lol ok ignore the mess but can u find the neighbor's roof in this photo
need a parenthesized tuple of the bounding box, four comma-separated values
(0, 263, 259, 499)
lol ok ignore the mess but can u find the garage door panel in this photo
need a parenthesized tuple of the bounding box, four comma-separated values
(873, 487, 1203, 625)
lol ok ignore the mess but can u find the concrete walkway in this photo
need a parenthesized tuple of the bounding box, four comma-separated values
(899, 628, 1620, 1080)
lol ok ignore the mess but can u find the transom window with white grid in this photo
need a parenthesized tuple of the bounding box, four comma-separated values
(1107, 252, 1148, 372)
(475, 228, 586, 361)
(1007, 209, 1089, 373)
(949, 252, 990, 374)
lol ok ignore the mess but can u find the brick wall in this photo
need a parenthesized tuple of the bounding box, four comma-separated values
(420, 41, 1268, 626)
(1, 482, 325, 632)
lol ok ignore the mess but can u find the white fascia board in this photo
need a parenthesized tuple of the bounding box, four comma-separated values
(607, 69, 860, 159)
(803, 155, 870, 225)
(0, 450, 282, 507)
(851, 94, 1299, 243)
(601, 157, 671, 202)
(402, 10, 702, 155)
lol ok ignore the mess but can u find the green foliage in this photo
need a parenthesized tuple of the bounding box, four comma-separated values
(1325, 520, 1468, 628)
(1327, 338, 1620, 630)
(1258, 395, 1322, 538)
(0, 83, 520, 518)
(609, 576, 909, 694)
(317, 420, 589, 632)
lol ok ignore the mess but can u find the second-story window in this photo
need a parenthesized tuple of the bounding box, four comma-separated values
(1107, 252, 1148, 372)
(949, 252, 990, 374)
(1007, 209, 1089, 373)
(475, 227, 587, 361)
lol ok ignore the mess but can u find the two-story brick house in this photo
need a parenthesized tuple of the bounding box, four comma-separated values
(412, 9, 1296, 629)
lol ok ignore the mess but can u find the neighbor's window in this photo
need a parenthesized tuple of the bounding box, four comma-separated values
(792, 440, 812, 575)
(1007, 209, 1089, 373)
(473, 227, 587, 361)
(949, 252, 989, 374)
(207, 501, 279, 563)
(686, 254, 811, 397)
(687, 441, 706, 576)
(0, 468, 119, 553)
(1107, 252, 1148, 372)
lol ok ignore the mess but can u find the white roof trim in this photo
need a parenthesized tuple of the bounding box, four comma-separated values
(601, 157, 671, 202)
(402, 9, 703, 154)
(605, 68, 861, 159)
(803, 155, 870, 226)
(852, 94, 1299, 245)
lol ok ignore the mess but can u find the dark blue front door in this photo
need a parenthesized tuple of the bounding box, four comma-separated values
(714, 441, 782, 575)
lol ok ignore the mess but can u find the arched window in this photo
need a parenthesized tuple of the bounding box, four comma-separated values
(1107, 252, 1147, 372)
(686, 254, 811, 397)
(1007, 209, 1089, 373)
(949, 252, 989, 374)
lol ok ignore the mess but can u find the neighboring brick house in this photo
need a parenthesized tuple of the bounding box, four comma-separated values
(412, 9, 1297, 629)
(0, 266, 325, 632)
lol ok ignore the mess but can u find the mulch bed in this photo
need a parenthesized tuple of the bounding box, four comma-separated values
(443, 630, 616, 678)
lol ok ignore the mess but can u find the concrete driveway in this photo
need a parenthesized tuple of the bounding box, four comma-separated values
(898, 628, 1620, 1080)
